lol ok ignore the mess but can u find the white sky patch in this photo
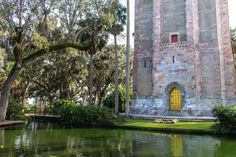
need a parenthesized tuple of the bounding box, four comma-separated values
(228, 0, 236, 28)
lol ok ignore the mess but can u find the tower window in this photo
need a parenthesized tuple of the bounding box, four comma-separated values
(144, 60, 147, 68)
(171, 34, 179, 43)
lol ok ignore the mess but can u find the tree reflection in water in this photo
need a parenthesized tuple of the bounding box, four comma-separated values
(0, 129, 4, 148)
(0, 122, 236, 157)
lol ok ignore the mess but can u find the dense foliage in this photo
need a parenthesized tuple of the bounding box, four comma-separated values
(212, 105, 236, 128)
(103, 85, 132, 112)
(231, 28, 236, 69)
(51, 100, 114, 126)
(0, 0, 129, 120)
(6, 102, 26, 120)
(231, 28, 236, 54)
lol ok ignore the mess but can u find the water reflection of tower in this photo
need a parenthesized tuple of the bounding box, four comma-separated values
(170, 135, 183, 157)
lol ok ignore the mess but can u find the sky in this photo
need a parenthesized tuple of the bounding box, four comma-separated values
(228, 0, 236, 28)
(119, 0, 236, 46)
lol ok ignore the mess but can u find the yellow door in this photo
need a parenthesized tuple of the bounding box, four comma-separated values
(169, 87, 182, 110)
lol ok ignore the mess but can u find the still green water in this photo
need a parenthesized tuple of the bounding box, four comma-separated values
(0, 122, 236, 157)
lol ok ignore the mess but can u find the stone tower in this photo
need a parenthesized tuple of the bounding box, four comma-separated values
(131, 0, 236, 116)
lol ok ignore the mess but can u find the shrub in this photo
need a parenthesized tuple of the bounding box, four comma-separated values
(6, 102, 26, 120)
(103, 85, 132, 112)
(212, 105, 236, 128)
(50, 99, 76, 115)
(51, 100, 114, 126)
(71, 106, 114, 126)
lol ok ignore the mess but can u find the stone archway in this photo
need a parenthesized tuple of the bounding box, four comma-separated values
(165, 82, 185, 111)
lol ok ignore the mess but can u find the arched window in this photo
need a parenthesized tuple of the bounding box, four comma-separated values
(169, 87, 182, 110)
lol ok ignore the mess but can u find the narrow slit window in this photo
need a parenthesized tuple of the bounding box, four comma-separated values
(144, 60, 147, 68)
(173, 56, 175, 63)
(171, 34, 179, 43)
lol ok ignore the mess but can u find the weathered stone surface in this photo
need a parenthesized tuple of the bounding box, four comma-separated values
(130, 98, 225, 116)
(137, 58, 152, 96)
(133, 0, 153, 97)
(198, 0, 217, 43)
(200, 51, 221, 98)
(132, 0, 236, 117)
(161, 0, 187, 43)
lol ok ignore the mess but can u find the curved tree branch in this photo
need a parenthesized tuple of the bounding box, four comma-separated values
(22, 42, 92, 64)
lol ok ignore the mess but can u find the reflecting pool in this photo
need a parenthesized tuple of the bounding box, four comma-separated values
(0, 122, 236, 157)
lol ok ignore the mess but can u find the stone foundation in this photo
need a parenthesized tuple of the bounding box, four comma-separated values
(130, 98, 236, 117)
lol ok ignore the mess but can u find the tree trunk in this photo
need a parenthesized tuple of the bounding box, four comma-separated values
(88, 54, 93, 105)
(48, 95, 54, 105)
(114, 35, 119, 115)
(125, 0, 130, 117)
(21, 79, 30, 106)
(19, 0, 23, 27)
(0, 63, 22, 120)
(97, 92, 102, 106)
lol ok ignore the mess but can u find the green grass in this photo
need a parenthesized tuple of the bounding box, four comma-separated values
(121, 118, 216, 130)
(116, 118, 236, 135)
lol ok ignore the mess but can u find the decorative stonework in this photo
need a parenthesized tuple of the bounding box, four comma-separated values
(160, 42, 188, 50)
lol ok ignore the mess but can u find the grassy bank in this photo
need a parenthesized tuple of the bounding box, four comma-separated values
(116, 118, 236, 135)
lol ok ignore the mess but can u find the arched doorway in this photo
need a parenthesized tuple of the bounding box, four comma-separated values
(169, 87, 182, 110)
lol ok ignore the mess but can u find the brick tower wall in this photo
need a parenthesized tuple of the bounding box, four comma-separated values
(198, 0, 221, 98)
(133, 0, 153, 97)
(131, 0, 236, 116)
(218, 0, 236, 100)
